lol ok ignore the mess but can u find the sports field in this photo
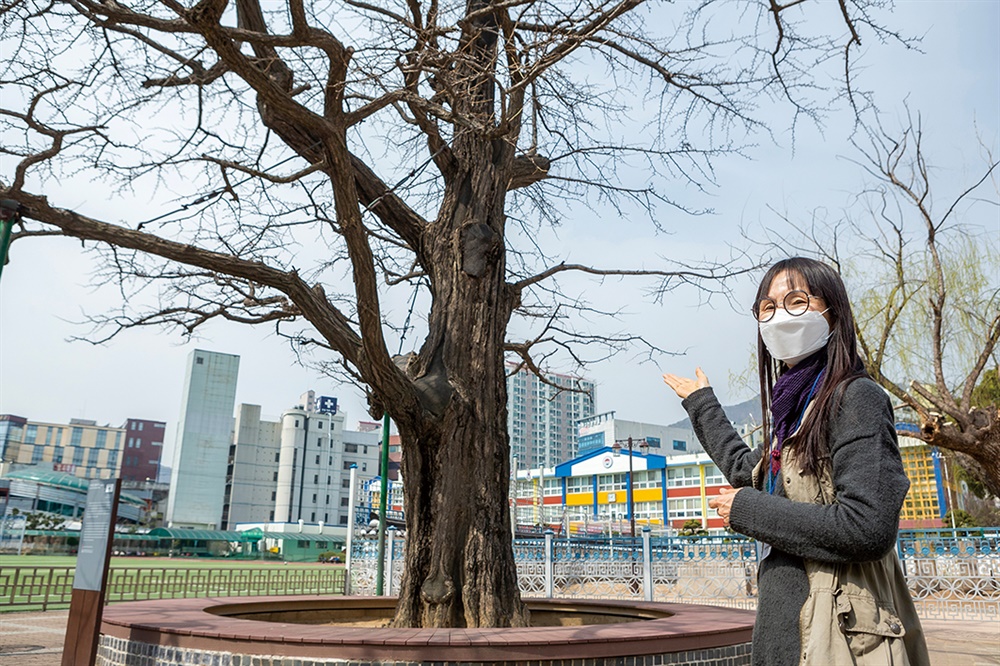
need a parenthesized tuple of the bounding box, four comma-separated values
(0, 554, 331, 569)
(0, 555, 344, 612)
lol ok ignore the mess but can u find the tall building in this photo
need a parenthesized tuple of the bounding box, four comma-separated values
(506, 364, 595, 469)
(222, 390, 381, 529)
(120, 418, 166, 482)
(221, 404, 282, 528)
(166, 349, 240, 529)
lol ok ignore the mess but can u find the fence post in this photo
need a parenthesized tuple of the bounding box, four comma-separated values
(386, 527, 396, 596)
(544, 529, 554, 598)
(642, 526, 652, 601)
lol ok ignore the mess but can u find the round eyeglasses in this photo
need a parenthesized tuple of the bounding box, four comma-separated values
(753, 290, 821, 322)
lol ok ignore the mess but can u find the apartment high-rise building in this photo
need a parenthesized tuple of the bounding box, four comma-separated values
(166, 349, 240, 529)
(506, 364, 596, 470)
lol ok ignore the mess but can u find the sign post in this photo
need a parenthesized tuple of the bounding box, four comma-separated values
(62, 478, 121, 666)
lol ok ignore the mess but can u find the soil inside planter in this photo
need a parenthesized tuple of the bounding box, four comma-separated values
(221, 602, 671, 628)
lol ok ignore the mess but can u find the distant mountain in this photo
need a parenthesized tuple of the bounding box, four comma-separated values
(669, 395, 762, 429)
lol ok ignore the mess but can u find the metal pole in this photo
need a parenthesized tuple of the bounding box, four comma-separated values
(345, 464, 358, 595)
(375, 412, 391, 595)
(510, 456, 518, 540)
(0, 200, 20, 283)
(628, 437, 636, 538)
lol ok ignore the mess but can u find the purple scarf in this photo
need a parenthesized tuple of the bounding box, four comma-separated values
(769, 350, 826, 488)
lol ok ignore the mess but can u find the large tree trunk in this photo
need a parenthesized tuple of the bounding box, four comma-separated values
(391, 127, 528, 626)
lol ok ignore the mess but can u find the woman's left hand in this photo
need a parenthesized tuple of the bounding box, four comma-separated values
(708, 487, 741, 527)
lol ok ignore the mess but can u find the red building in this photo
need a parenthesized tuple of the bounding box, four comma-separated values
(120, 418, 166, 482)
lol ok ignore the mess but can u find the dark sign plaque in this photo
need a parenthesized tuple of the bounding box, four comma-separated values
(63, 478, 121, 666)
(74, 479, 117, 591)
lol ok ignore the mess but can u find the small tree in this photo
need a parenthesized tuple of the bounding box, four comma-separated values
(766, 114, 999, 496)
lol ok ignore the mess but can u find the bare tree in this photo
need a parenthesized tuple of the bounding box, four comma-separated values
(1, 0, 898, 627)
(769, 114, 1000, 496)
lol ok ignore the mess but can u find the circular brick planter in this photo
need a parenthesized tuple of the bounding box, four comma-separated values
(98, 595, 755, 665)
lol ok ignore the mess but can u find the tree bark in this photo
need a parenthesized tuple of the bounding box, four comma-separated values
(916, 407, 1000, 498)
(390, 121, 528, 626)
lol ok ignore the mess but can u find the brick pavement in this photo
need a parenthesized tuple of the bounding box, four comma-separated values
(1, 609, 997, 665)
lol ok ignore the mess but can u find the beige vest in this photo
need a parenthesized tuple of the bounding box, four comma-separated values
(754, 421, 931, 666)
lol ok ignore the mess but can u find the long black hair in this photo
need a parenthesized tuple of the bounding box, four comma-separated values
(756, 257, 868, 475)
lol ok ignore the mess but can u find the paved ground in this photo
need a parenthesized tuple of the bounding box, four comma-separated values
(1, 609, 997, 665)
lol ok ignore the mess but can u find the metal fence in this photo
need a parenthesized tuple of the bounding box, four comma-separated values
(0, 565, 346, 612)
(350, 529, 1000, 621)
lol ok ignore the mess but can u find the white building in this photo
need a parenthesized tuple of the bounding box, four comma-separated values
(575, 411, 704, 457)
(166, 349, 240, 529)
(274, 392, 381, 526)
(506, 364, 595, 470)
(222, 404, 283, 528)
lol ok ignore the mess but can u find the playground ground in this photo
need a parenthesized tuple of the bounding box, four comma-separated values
(1, 556, 997, 664)
(3, 608, 997, 665)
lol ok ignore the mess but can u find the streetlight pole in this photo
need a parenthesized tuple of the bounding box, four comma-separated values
(612, 436, 649, 538)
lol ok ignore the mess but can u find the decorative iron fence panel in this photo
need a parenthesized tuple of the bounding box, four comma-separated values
(350, 531, 999, 620)
(897, 532, 1000, 621)
(1, 566, 345, 612)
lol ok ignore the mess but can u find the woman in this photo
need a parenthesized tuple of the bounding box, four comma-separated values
(663, 257, 929, 666)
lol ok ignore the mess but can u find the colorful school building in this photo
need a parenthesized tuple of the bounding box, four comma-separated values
(512, 427, 957, 534)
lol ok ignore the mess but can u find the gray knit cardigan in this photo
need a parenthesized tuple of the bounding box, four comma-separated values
(681, 378, 911, 666)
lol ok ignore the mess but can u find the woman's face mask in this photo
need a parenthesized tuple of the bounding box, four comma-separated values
(759, 308, 831, 365)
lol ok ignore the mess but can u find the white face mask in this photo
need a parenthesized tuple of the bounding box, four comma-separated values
(759, 308, 831, 365)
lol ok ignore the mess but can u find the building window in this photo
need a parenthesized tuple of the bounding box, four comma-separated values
(704, 464, 725, 486)
(315, 455, 320, 464)
(24, 425, 37, 444)
(339, 515, 348, 525)
(71, 428, 83, 446)
(72, 448, 84, 465)
(362, 463, 367, 472)
(341, 479, 350, 488)
(273, 472, 278, 482)
(342, 461, 354, 470)
(138, 422, 143, 431)
(326, 495, 330, 503)
(196, 356, 204, 365)
(667, 497, 702, 521)
(311, 512, 316, 521)
(313, 474, 319, 484)
(667, 467, 700, 487)
(598, 473, 627, 491)
(317, 422, 323, 429)
(345, 443, 358, 453)
(32, 446, 44, 464)
(312, 493, 317, 502)
(269, 511, 275, 521)
(95, 431, 107, 449)
(88, 448, 100, 466)
(340, 497, 350, 507)
(672, 439, 687, 451)
(275, 452, 280, 462)
(271, 491, 276, 500)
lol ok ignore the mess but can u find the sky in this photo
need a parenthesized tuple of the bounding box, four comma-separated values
(1, 1, 998, 462)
